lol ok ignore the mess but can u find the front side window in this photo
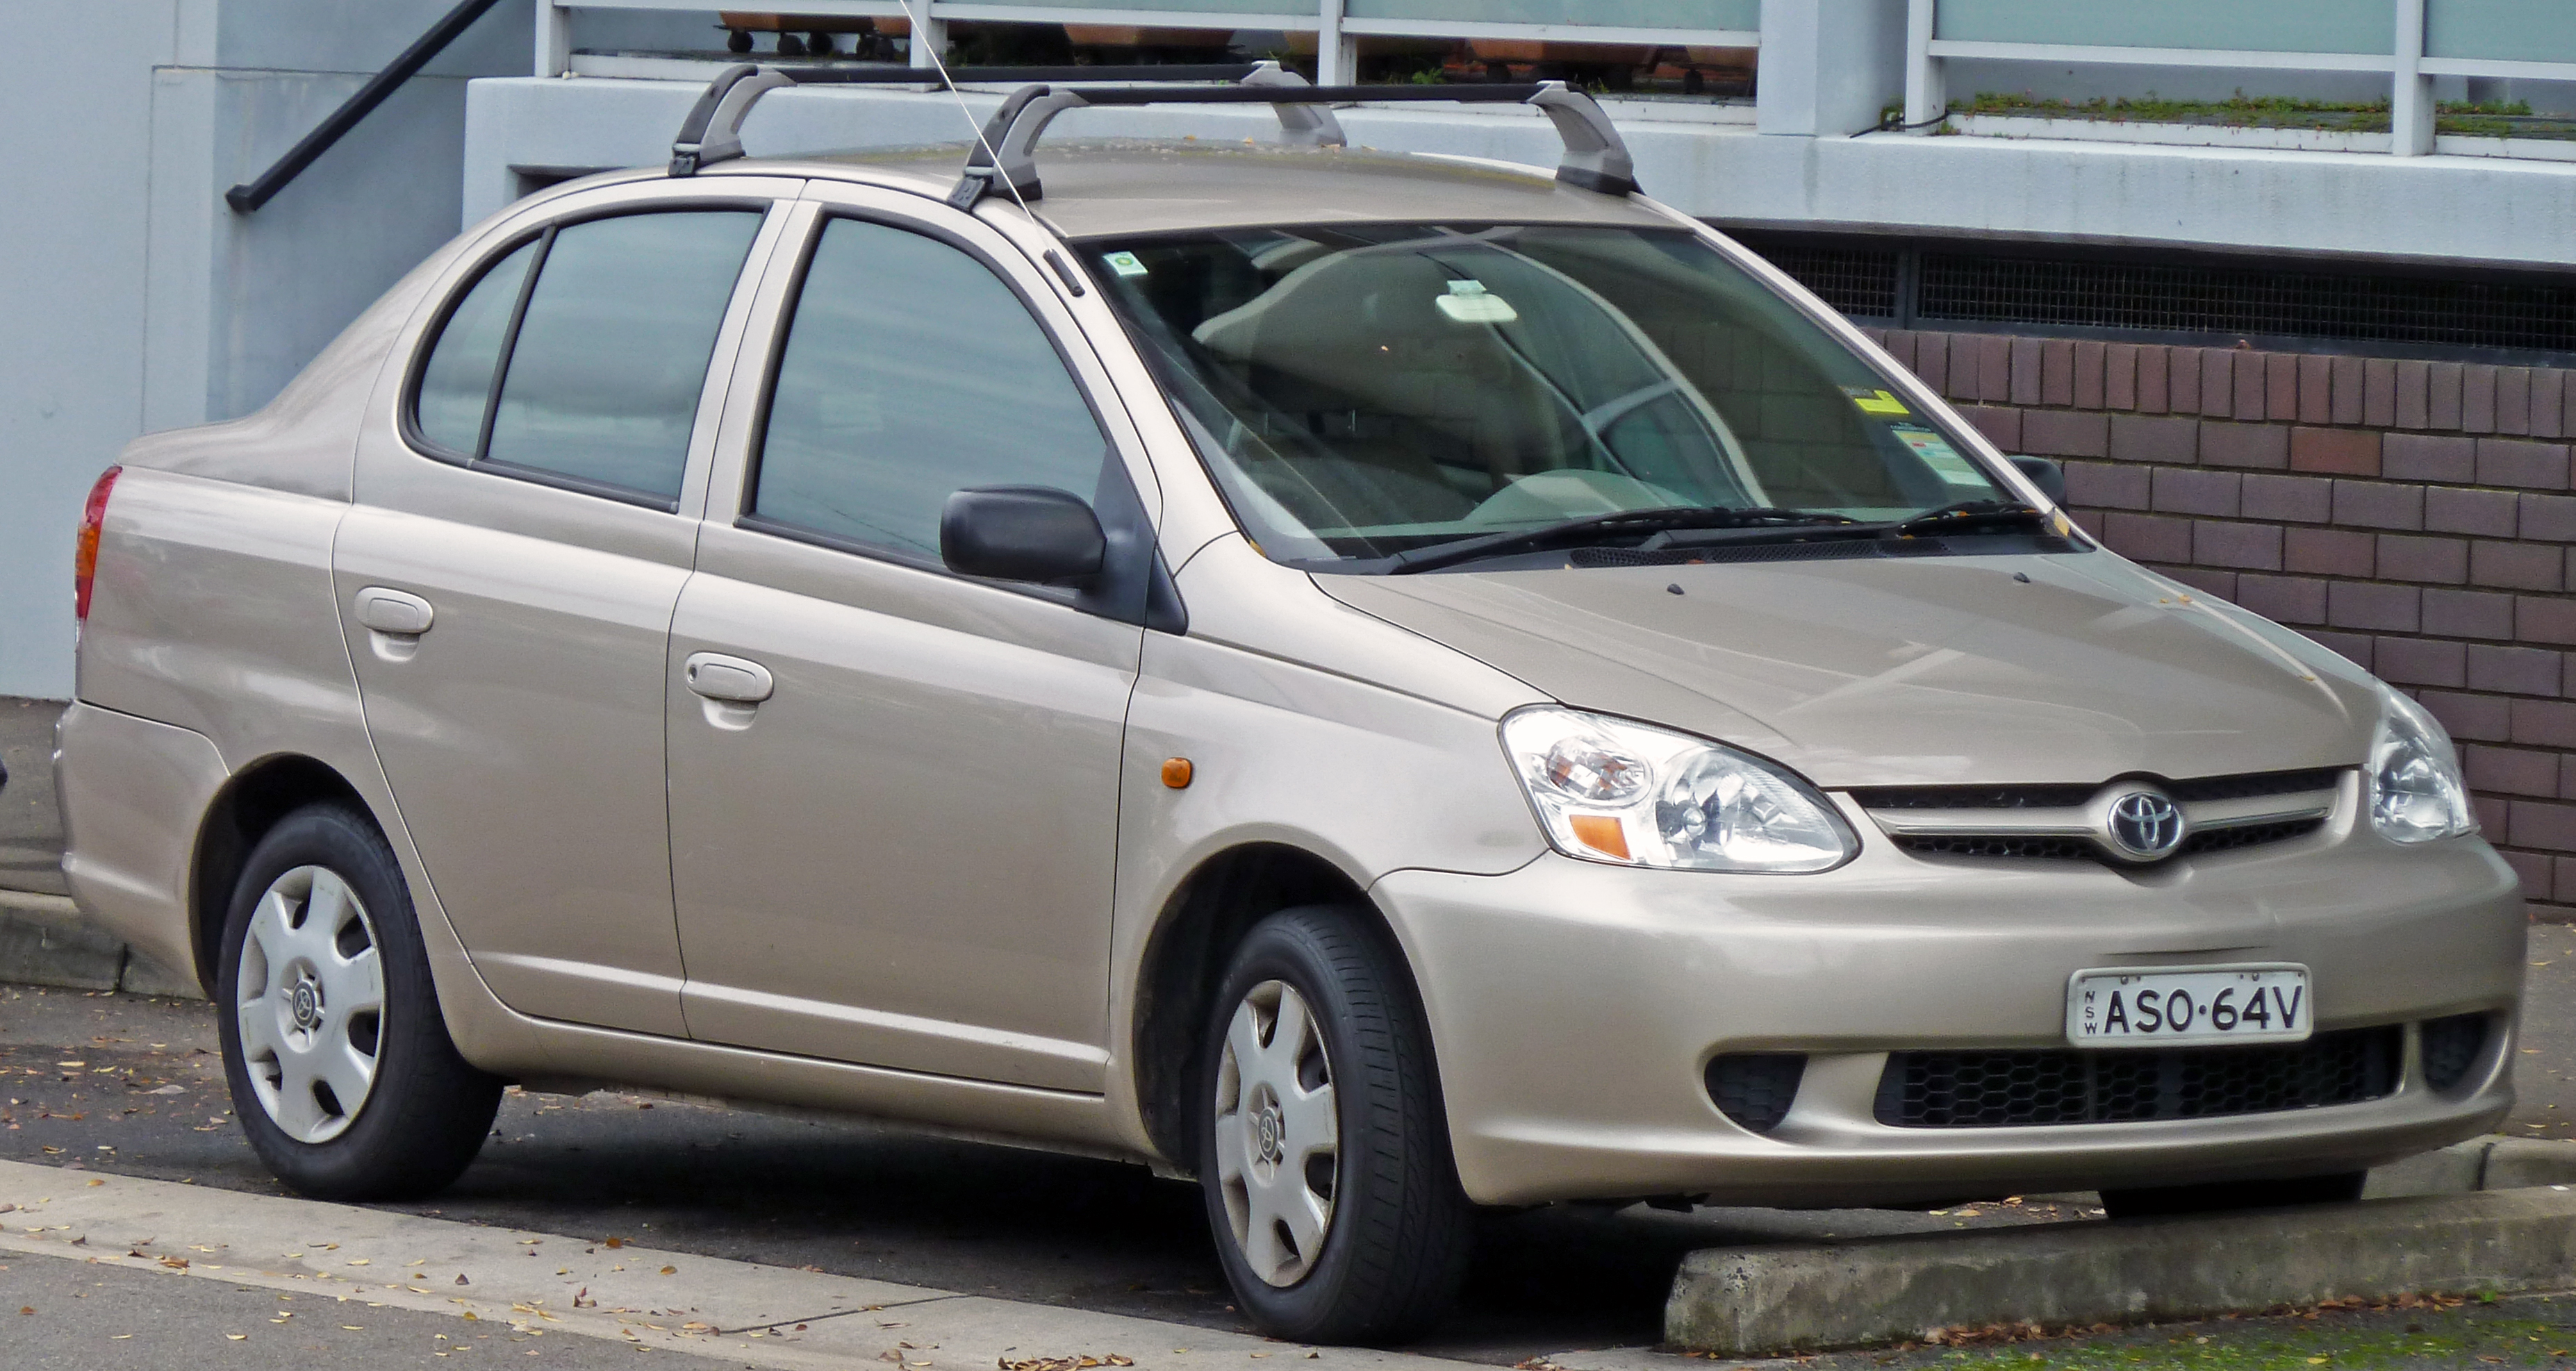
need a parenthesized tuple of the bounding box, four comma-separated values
(749, 217, 1109, 563)
(409, 209, 765, 504)
(1087, 224, 2022, 570)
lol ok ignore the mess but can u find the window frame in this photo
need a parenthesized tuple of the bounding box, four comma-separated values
(398, 199, 779, 515)
(734, 206, 1132, 588)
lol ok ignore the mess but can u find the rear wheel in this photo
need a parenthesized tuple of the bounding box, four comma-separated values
(1196, 906, 1471, 1343)
(217, 804, 501, 1200)
(2099, 1170, 2366, 1219)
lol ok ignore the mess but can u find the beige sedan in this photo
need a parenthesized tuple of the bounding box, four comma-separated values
(56, 70, 2520, 1343)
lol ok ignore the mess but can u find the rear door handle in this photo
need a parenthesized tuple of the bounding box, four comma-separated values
(684, 651, 774, 704)
(354, 587, 434, 635)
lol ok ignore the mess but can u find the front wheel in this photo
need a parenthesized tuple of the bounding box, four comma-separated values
(1196, 906, 1471, 1343)
(217, 804, 502, 1200)
(2099, 1170, 2366, 1219)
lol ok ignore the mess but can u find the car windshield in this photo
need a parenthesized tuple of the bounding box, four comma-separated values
(1085, 223, 2014, 570)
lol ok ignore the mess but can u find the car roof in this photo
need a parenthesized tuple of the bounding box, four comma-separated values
(716, 139, 1680, 239)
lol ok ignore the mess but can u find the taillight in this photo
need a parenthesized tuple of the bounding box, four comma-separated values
(74, 465, 119, 623)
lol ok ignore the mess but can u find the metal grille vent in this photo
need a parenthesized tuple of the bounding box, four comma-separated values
(1876, 1026, 2400, 1128)
(2420, 1014, 2488, 1092)
(1916, 255, 2576, 354)
(1753, 244, 1900, 319)
(1733, 231, 2576, 359)
(1706, 1053, 1807, 1133)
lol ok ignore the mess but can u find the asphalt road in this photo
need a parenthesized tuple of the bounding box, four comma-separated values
(0, 982, 2116, 1364)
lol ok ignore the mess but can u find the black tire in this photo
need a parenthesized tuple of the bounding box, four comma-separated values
(2099, 1170, 2367, 1220)
(216, 803, 502, 1201)
(726, 28, 752, 53)
(1194, 906, 1472, 1344)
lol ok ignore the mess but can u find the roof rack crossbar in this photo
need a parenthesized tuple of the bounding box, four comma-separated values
(952, 80, 1639, 207)
(670, 62, 1265, 176)
(665, 61, 1640, 206)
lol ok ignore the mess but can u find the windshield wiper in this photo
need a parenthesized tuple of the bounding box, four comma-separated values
(1385, 506, 1862, 574)
(1886, 499, 2054, 538)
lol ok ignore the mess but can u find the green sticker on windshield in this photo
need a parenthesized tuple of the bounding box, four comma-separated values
(1103, 251, 1150, 278)
(1892, 424, 1985, 485)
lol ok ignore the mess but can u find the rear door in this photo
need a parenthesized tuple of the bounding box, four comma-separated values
(339, 181, 796, 1036)
(663, 188, 1160, 1091)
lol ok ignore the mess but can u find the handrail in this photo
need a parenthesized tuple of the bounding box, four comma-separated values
(226, 0, 511, 212)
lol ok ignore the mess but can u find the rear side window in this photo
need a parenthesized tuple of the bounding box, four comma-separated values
(415, 240, 535, 454)
(409, 209, 764, 505)
(750, 217, 1107, 563)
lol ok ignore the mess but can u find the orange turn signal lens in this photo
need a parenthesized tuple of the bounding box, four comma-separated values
(1161, 757, 1194, 789)
(1568, 814, 1630, 861)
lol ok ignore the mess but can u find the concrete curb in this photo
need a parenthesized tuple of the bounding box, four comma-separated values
(0, 887, 202, 999)
(1665, 1186, 2576, 1356)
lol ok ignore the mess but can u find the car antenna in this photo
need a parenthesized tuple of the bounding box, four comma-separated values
(894, 0, 1041, 224)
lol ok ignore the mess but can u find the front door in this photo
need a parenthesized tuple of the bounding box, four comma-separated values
(341, 192, 786, 1036)
(666, 199, 1150, 1092)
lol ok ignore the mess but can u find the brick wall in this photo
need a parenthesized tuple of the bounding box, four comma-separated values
(1862, 329, 2576, 920)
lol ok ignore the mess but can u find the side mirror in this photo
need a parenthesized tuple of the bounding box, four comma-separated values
(940, 485, 1106, 585)
(2008, 454, 2066, 505)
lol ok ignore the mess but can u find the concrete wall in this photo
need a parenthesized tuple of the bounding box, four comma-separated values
(1862, 326, 2576, 917)
(0, 0, 529, 700)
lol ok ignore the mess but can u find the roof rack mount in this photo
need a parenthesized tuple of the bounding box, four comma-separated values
(666, 62, 1639, 205)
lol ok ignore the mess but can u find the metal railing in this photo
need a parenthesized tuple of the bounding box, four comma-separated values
(1904, 0, 2576, 156)
(533, 0, 1763, 85)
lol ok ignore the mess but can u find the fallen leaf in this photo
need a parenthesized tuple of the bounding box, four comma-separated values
(226, 1333, 247, 1340)
(603, 1238, 624, 1249)
(85, 1180, 103, 1188)
(660, 1265, 677, 1275)
(456, 1274, 470, 1285)
(18, 1307, 31, 1315)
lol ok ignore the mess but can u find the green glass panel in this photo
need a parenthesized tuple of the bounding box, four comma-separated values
(1346, 0, 1760, 32)
(2429, 0, 2576, 64)
(1935, 0, 2392, 56)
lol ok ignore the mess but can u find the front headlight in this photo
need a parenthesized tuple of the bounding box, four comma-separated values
(2369, 689, 2477, 844)
(1499, 706, 1858, 872)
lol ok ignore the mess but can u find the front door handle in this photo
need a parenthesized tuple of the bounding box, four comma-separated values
(354, 587, 434, 635)
(684, 651, 774, 704)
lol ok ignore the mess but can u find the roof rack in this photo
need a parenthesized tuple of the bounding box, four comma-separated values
(670, 62, 1268, 176)
(954, 79, 1635, 208)
(666, 62, 1640, 208)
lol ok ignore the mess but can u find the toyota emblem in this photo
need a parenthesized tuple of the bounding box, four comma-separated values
(2106, 791, 2186, 859)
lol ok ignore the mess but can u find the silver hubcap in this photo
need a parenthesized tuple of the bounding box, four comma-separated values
(1213, 980, 1338, 1287)
(235, 865, 384, 1144)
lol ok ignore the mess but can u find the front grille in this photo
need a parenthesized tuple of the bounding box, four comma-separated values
(1894, 833, 2097, 861)
(2420, 1014, 2489, 1092)
(2165, 769, 2345, 804)
(1706, 1053, 1807, 1133)
(2177, 817, 2325, 856)
(1876, 1026, 2401, 1128)
(1855, 768, 2340, 812)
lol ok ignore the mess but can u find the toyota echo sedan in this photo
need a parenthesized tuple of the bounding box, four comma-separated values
(55, 74, 2520, 1343)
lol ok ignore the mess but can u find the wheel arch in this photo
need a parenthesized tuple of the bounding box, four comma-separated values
(189, 753, 375, 998)
(1130, 841, 1433, 1171)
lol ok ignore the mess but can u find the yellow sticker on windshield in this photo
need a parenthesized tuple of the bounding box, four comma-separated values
(1844, 387, 1911, 417)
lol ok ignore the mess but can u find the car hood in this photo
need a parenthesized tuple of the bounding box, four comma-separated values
(1317, 550, 2382, 788)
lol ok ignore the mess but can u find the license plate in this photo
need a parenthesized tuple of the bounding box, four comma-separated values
(2065, 965, 2311, 1048)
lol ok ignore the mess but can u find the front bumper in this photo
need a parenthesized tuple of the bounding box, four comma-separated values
(1376, 812, 2524, 1208)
